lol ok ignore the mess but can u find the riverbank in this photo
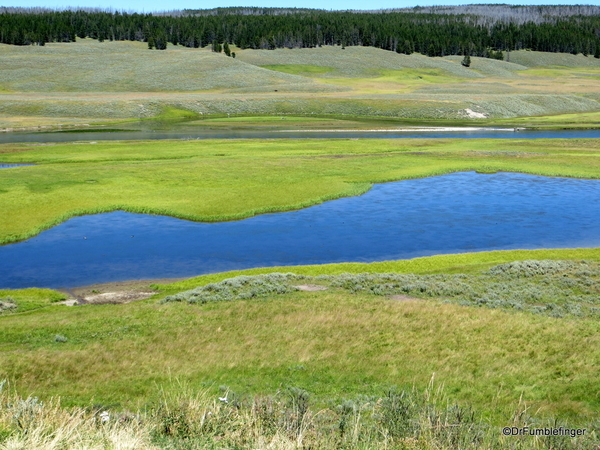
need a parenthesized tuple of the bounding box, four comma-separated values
(41, 247, 600, 301)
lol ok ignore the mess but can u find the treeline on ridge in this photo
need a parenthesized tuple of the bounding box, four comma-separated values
(1, 8, 600, 57)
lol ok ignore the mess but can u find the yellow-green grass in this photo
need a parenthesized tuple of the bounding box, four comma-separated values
(2, 137, 600, 245)
(0, 288, 66, 314)
(490, 110, 600, 129)
(148, 106, 201, 121)
(1, 280, 599, 424)
(319, 68, 466, 94)
(260, 64, 335, 76)
(182, 113, 600, 131)
(519, 66, 600, 78)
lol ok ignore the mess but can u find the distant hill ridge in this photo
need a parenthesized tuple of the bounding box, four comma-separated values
(1, 5, 599, 57)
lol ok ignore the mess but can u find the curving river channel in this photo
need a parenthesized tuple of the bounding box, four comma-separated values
(1, 171, 600, 289)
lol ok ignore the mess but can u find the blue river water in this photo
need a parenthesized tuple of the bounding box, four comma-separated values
(0, 163, 34, 169)
(1, 128, 600, 144)
(1, 171, 600, 289)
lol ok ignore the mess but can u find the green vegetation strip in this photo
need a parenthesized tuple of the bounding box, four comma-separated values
(157, 247, 600, 292)
(2, 259, 600, 423)
(0, 288, 66, 314)
(164, 260, 600, 319)
(1, 137, 600, 245)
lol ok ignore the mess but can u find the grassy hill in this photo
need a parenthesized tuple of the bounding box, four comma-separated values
(1, 40, 599, 129)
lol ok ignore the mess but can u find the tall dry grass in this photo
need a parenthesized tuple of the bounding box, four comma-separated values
(0, 382, 156, 450)
(0, 379, 597, 449)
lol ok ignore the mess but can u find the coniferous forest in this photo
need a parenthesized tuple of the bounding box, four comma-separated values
(0, 5, 600, 57)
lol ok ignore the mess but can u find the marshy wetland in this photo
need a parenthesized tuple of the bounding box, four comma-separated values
(1, 39, 600, 449)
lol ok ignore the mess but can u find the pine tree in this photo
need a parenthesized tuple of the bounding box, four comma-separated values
(223, 42, 231, 56)
(461, 54, 471, 67)
(154, 30, 167, 50)
(212, 40, 222, 53)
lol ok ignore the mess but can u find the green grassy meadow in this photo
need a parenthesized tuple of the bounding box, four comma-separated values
(2, 40, 600, 448)
(2, 255, 600, 416)
(1, 137, 600, 245)
(2, 253, 600, 449)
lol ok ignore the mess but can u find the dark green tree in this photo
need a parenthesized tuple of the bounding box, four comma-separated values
(461, 54, 471, 67)
(154, 30, 167, 50)
(223, 41, 231, 56)
(212, 40, 222, 52)
(2, 8, 600, 57)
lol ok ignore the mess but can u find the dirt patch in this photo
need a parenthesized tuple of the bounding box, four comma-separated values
(58, 277, 187, 305)
(463, 108, 488, 119)
(389, 294, 422, 301)
(83, 291, 156, 305)
(295, 284, 329, 291)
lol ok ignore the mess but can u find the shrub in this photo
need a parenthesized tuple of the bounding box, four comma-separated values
(161, 261, 600, 318)
(0, 299, 17, 312)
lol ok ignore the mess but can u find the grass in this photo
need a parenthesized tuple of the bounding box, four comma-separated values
(318, 68, 467, 94)
(183, 112, 600, 131)
(260, 64, 335, 76)
(490, 111, 600, 129)
(0, 288, 66, 315)
(0, 40, 317, 93)
(1, 378, 595, 449)
(1, 41, 599, 124)
(1, 137, 600, 245)
(506, 50, 600, 68)
(156, 247, 600, 293)
(2, 257, 600, 425)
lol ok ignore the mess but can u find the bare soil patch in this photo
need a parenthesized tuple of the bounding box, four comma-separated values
(58, 277, 186, 305)
(295, 284, 329, 291)
(389, 294, 422, 302)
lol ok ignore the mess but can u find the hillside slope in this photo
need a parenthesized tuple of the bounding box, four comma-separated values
(0, 41, 599, 125)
